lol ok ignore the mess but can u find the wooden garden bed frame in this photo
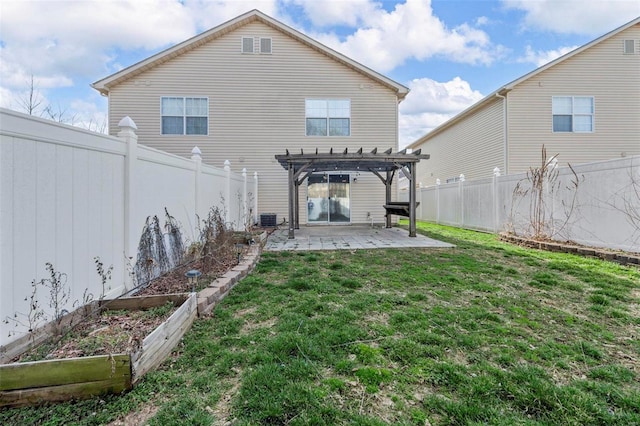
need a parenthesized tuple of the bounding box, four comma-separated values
(0, 293, 197, 408)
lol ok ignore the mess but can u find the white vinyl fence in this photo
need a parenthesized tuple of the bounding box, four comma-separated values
(409, 156, 640, 253)
(0, 109, 256, 347)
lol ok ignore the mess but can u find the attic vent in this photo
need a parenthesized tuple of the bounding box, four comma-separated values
(242, 37, 254, 53)
(260, 37, 272, 54)
(623, 39, 636, 54)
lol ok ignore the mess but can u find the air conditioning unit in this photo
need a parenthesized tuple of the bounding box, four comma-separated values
(260, 213, 277, 227)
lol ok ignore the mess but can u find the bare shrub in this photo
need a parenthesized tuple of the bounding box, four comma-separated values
(198, 206, 236, 272)
(134, 215, 172, 287)
(510, 145, 581, 240)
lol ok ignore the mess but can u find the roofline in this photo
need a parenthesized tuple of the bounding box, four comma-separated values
(408, 15, 640, 149)
(92, 9, 409, 99)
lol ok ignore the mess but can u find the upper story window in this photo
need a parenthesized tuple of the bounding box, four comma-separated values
(552, 96, 594, 133)
(242, 37, 254, 54)
(623, 39, 636, 54)
(161, 97, 208, 135)
(305, 99, 350, 136)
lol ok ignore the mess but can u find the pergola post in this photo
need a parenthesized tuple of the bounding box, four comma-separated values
(294, 180, 300, 229)
(288, 162, 295, 239)
(385, 170, 392, 228)
(409, 163, 417, 237)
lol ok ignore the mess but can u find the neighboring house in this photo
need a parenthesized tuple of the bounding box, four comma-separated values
(92, 9, 408, 227)
(408, 17, 640, 186)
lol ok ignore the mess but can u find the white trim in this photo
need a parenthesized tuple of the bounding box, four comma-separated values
(259, 37, 272, 54)
(551, 96, 595, 133)
(241, 36, 254, 54)
(305, 98, 351, 137)
(160, 96, 210, 136)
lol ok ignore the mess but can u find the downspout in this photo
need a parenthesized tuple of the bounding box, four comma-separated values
(495, 91, 508, 174)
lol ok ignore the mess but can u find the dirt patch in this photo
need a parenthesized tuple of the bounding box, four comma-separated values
(212, 370, 243, 426)
(108, 404, 160, 426)
(136, 255, 238, 296)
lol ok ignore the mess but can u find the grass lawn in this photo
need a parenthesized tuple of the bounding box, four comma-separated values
(2, 222, 639, 425)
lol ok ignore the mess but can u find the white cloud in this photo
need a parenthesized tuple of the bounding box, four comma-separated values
(283, 0, 381, 27)
(0, 1, 196, 88)
(299, 0, 506, 73)
(0, 0, 279, 128)
(518, 45, 579, 67)
(503, 0, 640, 35)
(183, 0, 279, 30)
(399, 77, 484, 148)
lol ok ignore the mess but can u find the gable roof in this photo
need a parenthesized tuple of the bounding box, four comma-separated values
(408, 16, 640, 149)
(92, 9, 409, 100)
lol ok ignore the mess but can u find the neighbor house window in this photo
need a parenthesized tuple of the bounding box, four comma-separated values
(305, 99, 350, 136)
(161, 97, 208, 135)
(552, 96, 594, 133)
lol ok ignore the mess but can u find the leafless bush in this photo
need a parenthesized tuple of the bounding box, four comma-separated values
(164, 208, 185, 268)
(134, 215, 172, 287)
(197, 206, 236, 272)
(510, 145, 581, 240)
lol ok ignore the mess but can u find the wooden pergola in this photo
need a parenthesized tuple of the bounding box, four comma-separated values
(275, 148, 429, 239)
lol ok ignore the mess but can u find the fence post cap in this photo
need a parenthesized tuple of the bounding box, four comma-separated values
(191, 146, 202, 156)
(493, 167, 501, 176)
(224, 160, 231, 168)
(459, 174, 465, 182)
(436, 178, 441, 185)
(254, 171, 258, 177)
(117, 116, 137, 130)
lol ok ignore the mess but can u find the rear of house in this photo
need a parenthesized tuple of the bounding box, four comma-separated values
(409, 17, 640, 187)
(93, 10, 408, 227)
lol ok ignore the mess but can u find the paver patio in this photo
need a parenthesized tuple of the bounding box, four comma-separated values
(264, 225, 455, 251)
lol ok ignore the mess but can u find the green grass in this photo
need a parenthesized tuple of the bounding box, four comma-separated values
(2, 222, 639, 425)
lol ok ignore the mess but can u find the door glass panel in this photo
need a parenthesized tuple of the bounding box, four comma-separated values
(329, 174, 350, 223)
(307, 174, 328, 222)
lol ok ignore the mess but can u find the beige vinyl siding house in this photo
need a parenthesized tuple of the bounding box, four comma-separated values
(409, 17, 640, 187)
(94, 10, 408, 226)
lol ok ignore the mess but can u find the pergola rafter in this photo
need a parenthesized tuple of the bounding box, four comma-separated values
(275, 147, 429, 239)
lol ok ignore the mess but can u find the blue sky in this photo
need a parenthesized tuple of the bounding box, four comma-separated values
(1, 0, 638, 147)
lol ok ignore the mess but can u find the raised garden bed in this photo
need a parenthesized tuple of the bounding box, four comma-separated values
(500, 233, 640, 266)
(0, 293, 196, 408)
(0, 230, 268, 409)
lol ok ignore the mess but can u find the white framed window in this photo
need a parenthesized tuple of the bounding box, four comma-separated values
(260, 37, 272, 54)
(623, 39, 636, 54)
(552, 96, 594, 133)
(305, 99, 351, 136)
(242, 37, 254, 53)
(161, 97, 208, 135)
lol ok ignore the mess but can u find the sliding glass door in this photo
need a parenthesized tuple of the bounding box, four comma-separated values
(307, 173, 351, 223)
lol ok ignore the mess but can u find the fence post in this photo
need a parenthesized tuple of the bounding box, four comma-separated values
(459, 174, 465, 227)
(547, 158, 558, 236)
(224, 160, 231, 227)
(254, 172, 259, 225)
(242, 168, 247, 231)
(191, 146, 202, 224)
(436, 179, 441, 224)
(118, 116, 138, 291)
(493, 167, 501, 233)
